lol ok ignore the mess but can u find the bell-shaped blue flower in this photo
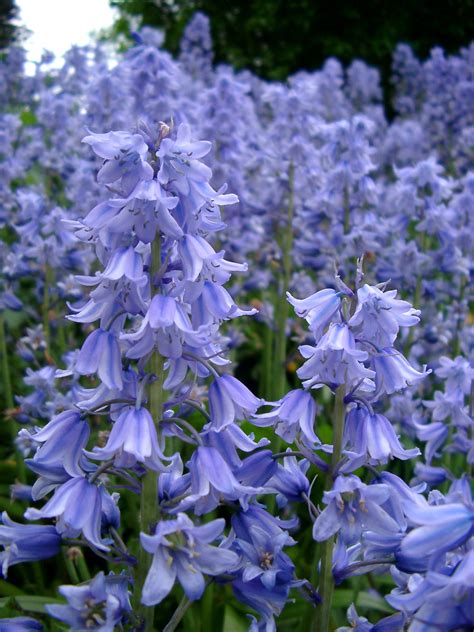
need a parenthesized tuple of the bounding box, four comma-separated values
(0, 512, 61, 577)
(372, 348, 430, 395)
(25, 477, 109, 551)
(287, 288, 342, 340)
(46, 571, 131, 631)
(298, 323, 375, 390)
(252, 389, 319, 446)
(76, 328, 123, 390)
(344, 406, 420, 465)
(349, 284, 420, 347)
(90, 405, 167, 471)
(208, 374, 263, 429)
(140, 513, 239, 605)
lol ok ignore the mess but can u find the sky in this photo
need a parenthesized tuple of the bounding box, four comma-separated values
(15, 0, 117, 63)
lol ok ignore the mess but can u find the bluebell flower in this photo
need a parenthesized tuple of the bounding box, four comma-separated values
(388, 550, 474, 631)
(122, 294, 210, 362)
(423, 389, 471, 426)
(197, 281, 257, 323)
(76, 328, 123, 390)
(412, 463, 448, 486)
(82, 130, 153, 195)
(298, 323, 375, 390)
(237, 451, 277, 487)
(252, 389, 319, 446)
(372, 348, 430, 395)
(233, 524, 295, 589)
(232, 576, 291, 632)
(158, 454, 190, 503)
(336, 604, 404, 631)
(349, 284, 420, 348)
(313, 475, 399, 545)
(400, 502, 474, 561)
(413, 419, 449, 463)
(179, 11, 213, 80)
(10, 483, 34, 502)
(344, 406, 420, 465)
(268, 453, 310, 506)
(100, 246, 146, 283)
(25, 477, 110, 551)
(0, 617, 43, 631)
(106, 179, 182, 242)
(201, 425, 270, 472)
(286, 288, 342, 340)
(90, 405, 167, 471)
(0, 512, 61, 577)
(0, 290, 22, 311)
(140, 513, 239, 605)
(180, 446, 267, 515)
(232, 505, 298, 543)
(435, 355, 474, 394)
(46, 571, 131, 631)
(27, 409, 90, 477)
(208, 374, 263, 430)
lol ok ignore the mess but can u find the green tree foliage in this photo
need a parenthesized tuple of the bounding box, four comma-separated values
(110, 0, 474, 81)
(0, 0, 19, 50)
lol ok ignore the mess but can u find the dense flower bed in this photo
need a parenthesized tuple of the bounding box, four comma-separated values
(0, 13, 472, 632)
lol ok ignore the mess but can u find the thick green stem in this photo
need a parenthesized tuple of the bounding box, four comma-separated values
(261, 320, 274, 400)
(453, 276, 466, 357)
(273, 163, 294, 401)
(0, 313, 26, 480)
(135, 239, 165, 631)
(163, 594, 192, 632)
(43, 263, 54, 354)
(0, 313, 13, 411)
(469, 380, 474, 480)
(405, 231, 428, 354)
(343, 188, 350, 235)
(314, 385, 346, 632)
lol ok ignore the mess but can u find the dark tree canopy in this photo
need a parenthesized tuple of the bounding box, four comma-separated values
(110, 0, 474, 80)
(0, 0, 19, 50)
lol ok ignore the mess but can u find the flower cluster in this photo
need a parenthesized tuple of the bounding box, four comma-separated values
(0, 13, 472, 632)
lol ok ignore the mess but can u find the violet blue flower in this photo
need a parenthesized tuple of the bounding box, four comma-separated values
(140, 513, 239, 605)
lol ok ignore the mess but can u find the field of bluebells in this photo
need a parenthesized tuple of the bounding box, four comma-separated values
(0, 11, 473, 632)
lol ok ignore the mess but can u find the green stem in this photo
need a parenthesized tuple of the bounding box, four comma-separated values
(273, 163, 294, 401)
(314, 385, 346, 632)
(75, 550, 91, 582)
(135, 238, 165, 631)
(63, 550, 81, 584)
(0, 312, 26, 481)
(0, 313, 13, 410)
(343, 187, 350, 235)
(261, 320, 274, 400)
(163, 594, 192, 632)
(469, 380, 474, 480)
(453, 275, 466, 358)
(43, 263, 54, 354)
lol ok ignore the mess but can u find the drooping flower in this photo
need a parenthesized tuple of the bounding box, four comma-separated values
(46, 572, 131, 631)
(0, 512, 61, 577)
(252, 389, 319, 446)
(25, 477, 110, 551)
(349, 284, 420, 347)
(372, 348, 430, 395)
(140, 513, 239, 605)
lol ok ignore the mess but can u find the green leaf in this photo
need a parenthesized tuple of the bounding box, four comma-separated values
(0, 579, 25, 597)
(20, 109, 37, 126)
(332, 589, 394, 614)
(357, 592, 394, 614)
(222, 605, 248, 632)
(13, 595, 64, 614)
